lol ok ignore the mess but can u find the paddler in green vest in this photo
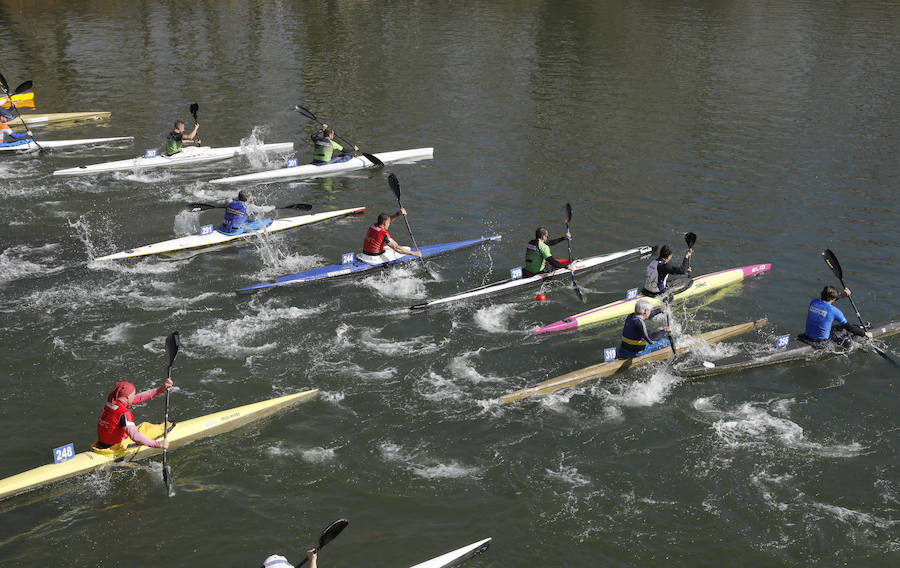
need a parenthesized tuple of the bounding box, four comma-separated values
(165, 119, 200, 156)
(311, 124, 357, 164)
(523, 227, 573, 277)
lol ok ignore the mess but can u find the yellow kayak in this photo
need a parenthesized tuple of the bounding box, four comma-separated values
(10, 111, 111, 129)
(500, 319, 767, 403)
(0, 92, 34, 107)
(0, 389, 317, 501)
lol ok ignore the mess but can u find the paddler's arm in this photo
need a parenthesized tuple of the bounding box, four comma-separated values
(131, 378, 174, 405)
(5, 129, 32, 140)
(121, 417, 168, 449)
(387, 239, 422, 258)
(246, 203, 275, 218)
(182, 123, 200, 145)
(546, 231, 572, 247)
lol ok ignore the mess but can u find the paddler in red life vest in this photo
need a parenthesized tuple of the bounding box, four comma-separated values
(94, 379, 174, 452)
(523, 227, 573, 277)
(642, 244, 693, 297)
(311, 124, 357, 165)
(359, 209, 423, 265)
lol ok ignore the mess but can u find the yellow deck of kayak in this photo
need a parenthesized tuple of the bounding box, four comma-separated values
(1, 92, 35, 106)
(500, 319, 767, 403)
(0, 389, 317, 501)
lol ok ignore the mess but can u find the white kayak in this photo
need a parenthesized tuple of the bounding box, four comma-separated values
(52, 142, 295, 176)
(93, 206, 366, 261)
(409, 538, 491, 568)
(0, 136, 133, 153)
(208, 147, 434, 184)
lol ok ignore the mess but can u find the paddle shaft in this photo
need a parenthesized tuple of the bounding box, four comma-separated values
(563, 218, 584, 301)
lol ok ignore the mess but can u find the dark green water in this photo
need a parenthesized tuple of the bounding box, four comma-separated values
(1, 1, 898, 566)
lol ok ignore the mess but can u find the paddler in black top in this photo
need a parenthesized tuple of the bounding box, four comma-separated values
(523, 227, 573, 277)
(642, 245, 693, 296)
(165, 119, 200, 156)
(618, 299, 671, 358)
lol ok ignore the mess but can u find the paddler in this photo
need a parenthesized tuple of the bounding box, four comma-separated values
(0, 110, 33, 143)
(221, 190, 274, 233)
(618, 299, 671, 358)
(800, 285, 872, 348)
(311, 124, 357, 164)
(359, 208, 423, 264)
(642, 245, 693, 296)
(523, 227, 573, 277)
(165, 119, 200, 156)
(260, 549, 315, 568)
(94, 379, 174, 452)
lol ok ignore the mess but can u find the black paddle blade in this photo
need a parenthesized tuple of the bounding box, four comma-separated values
(189, 102, 198, 122)
(685, 232, 697, 249)
(0, 72, 8, 94)
(163, 464, 174, 496)
(165, 331, 180, 370)
(294, 105, 319, 123)
(186, 202, 216, 212)
(283, 203, 313, 211)
(822, 249, 842, 280)
(388, 173, 402, 200)
(362, 152, 384, 166)
(564, 203, 573, 224)
(318, 518, 349, 549)
(13, 80, 32, 95)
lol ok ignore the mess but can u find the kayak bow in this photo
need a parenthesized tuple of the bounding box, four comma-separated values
(533, 263, 772, 334)
(410, 245, 653, 310)
(0, 136, 133, 153)
(237, 236, 501, 294)
(499, 319, 768, 404)
(0, 390, 317, 501)
(93, 207, 366, 261)
(408, 538, 492, 568)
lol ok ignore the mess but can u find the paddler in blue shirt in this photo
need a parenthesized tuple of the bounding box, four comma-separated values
(523, 227, 573, 277)
(618, 299, 671, 358)
(642, 245, 693, 296)
(0, 111, 33, 144)
(165, 119, 200, 156)
(221, 191, 273, 233)
(311, 124, 357, 164)
(800, 285, 872, 347)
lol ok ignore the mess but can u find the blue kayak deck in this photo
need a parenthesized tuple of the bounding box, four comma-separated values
(236, 235, 501, 294)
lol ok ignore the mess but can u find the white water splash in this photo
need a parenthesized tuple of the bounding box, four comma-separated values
(0, 243, 63, 283)
(379, 442, 480, 479)
(608, 365, 682, 407)
(473, 303, 517, 333)
(360, 265, 426, 299)
(190, 304, 319, 356)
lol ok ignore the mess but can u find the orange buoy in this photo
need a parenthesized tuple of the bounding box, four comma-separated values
(535, 293, 547, 302)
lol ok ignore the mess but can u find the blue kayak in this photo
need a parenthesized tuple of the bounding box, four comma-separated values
(236, 235, 501, 294)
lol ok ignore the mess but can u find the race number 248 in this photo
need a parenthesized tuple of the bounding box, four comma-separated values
(53, 443, 75, 464)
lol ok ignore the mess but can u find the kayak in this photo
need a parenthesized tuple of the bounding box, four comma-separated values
(237, 235, 502, 294)
(208, 147, 434, 185)
(410, 245, 654, 310)
(0, 92, 34, 106)
(11, 111, 111, 128)
(52, 142, 295, 176)
(93, 207, 366, 261)
(533, 263, 772, 335)
(678, 317, 900, 378)
(499, 319, 768, 404)
(0, 389, 317, 501)
(409, 538, 492, 568)
(0, 136, 133, 153)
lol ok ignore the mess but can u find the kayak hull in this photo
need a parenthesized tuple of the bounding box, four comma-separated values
(94, 207, 366, 261)
(410, 245, 653, 310)
(533, 263, 772, 334)
(499, 319, 768, 403)
(678, 318, 900, 378)
(0, 390, 317, 501)
(0, 136, 133, 153)
(12, 111, 111, 129)
(408, 538, 491, 568)
(209, 147, 434, 184)
(237, 235, 502, 294)
(52, 142, 295, 176)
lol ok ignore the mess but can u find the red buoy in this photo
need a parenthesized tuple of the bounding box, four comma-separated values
(535, 293, 547, 302)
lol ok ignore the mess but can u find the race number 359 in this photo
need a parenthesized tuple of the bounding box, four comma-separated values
(53, 443, 75, 464)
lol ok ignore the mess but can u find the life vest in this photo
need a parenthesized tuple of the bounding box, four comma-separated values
(619, 313, 652, 353)
(524, 240, 551, 274)
(165, 131, 183, 156)
(363, 224, 391, 254)
(645, 259, 665, 294)
(223, 200, 248, 231)
(312, 137, 341, 163)
(96, 400, 134, 446)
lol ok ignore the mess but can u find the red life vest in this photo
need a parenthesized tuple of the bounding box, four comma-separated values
(96, 401, 134, 446)
(362, 224, 392, 254)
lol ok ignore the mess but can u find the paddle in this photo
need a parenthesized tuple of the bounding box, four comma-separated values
(186, 202, 312, 213)
(563, 203, 585, 302)
(162, 331, 180, 496)
(293, 105, 384, 166)
(295, 518, 350, 567)
(0, 75, 44, 153)
(189, 102, 198, 124)
(684, 231, 696, 272)
(822, 249, 899, 368)
(387, 173, 431, 277)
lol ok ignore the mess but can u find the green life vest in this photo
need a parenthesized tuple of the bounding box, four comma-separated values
(524, 239, 551, 274)
(313, 138, 342, 162)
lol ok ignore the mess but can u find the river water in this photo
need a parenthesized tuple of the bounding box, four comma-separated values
(1, 1, 898, 566)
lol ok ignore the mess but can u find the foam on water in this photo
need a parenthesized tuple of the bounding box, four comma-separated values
(358, 328, 445, 357)
(545, 460, 591, 487)
(378, 442, 480, 479)
(96, 322, 134, 344)
(416, 371, 466, 402)
(360, 265, 426, 299)
(448, 351, 505, 383)
(190, 304, 319, 356)
(607, 364, 683, 408)
(0, 243, 64, 283)
(173, 210, 200, 236)
(116, 169, 174, 184)
(473, 303, 518, 333)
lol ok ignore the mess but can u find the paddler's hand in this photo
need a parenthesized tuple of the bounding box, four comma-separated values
(865, 331, 874, 339)
(158, 439, 170, 449)
(412, 250, 423, 258)
(399, 207, 408, 216)
(841, 287, 851, 298)
(685, 249, 693, 258)
(353, 145, 359, 151)
(162, 378, 174, 391)
(565, 230, 572, 240)
(307, 549, 318, 568)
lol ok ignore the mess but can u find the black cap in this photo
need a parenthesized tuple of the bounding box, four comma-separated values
(238, 190, 250, 202)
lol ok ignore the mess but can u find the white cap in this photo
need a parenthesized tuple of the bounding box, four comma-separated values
(264, 555, 294, 568)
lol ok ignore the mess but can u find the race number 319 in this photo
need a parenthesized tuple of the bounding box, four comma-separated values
(53, 443, 75, 463)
